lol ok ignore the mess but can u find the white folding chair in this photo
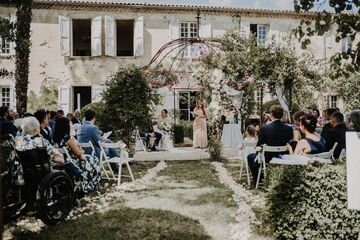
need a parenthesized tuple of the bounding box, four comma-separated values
(99, 141, 135, 186)
(304, 142, 338, 161)
(337, 148, 346, 161)
(239, 141, 257, 186)
(77, 141, 96, 157)
(135, 130, 146, 152)
(255, 144, 288, 189)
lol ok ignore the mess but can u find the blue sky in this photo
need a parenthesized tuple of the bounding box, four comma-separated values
(143, 0, 331, 10)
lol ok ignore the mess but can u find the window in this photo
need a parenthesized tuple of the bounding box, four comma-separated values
(1, 87, 10, 106)
(180, 22, 200, 58)
(116, 20, 134, 56)
(250, 24, 267, 45)
(0, 38, 10, 54)
(329, 95, 338, 108)
(342, 36, 352, 53)
(72, 19, 92, 56)
(178, 91, 197, 121)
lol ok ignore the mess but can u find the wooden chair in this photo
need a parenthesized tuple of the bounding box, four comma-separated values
(99, 141, 135, 186)
(255, 144, 288, 189)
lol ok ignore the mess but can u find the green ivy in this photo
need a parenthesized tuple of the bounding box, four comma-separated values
(266, 164, 360, 239)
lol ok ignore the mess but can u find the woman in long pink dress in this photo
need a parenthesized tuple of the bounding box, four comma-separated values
(193, 100, 208, 148)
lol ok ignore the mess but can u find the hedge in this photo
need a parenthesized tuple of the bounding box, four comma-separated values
(266, 163, 360, 240)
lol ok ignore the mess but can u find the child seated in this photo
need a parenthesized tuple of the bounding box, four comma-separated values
(239, 125, 258, 160)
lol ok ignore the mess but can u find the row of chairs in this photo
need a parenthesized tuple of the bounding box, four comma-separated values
(239, 142, 343, 189)
(59, 141, 135, 187)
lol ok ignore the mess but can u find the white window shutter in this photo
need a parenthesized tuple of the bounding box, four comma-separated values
(10, 14, 16, 55)
(59, 15, 71, 56)
(240, 21, 250, 38)
(91, 16, 102, 56)
(91, 85, 105, 103)
(199, 19, 211, 38)
(105, 16, 116, 57)
(169, 18, 179, 40)
(268, 22, 279, 44)
(134, 16, 144, 57)
(59, 85, 71, 114)
(10, 85, 16, 109)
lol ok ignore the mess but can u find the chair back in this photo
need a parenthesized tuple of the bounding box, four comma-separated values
(262, 145, 288, 153)
(338, 148, 346, 160)
(78, 141, 95, 156)
(304, 142, 338, 160)
(98, 141, 127, 162)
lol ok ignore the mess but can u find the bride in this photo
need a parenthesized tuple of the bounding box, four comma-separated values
(156, 109, 174, 151)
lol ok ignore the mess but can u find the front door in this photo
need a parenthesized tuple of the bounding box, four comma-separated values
(73, 86, 91, 112)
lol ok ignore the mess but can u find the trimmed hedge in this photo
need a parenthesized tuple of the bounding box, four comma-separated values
(266, 164, 360, 240)
(174, 125, 184, 144)
(180, 121, 193, 140)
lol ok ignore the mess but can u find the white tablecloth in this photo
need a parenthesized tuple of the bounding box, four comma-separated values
(221, 124, 243, 148)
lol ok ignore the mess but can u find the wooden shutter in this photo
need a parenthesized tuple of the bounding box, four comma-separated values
(199, 19, 211, 38)
(169, 18, 179, 40)
(240, 21, 250, 37)
(59, 15, 71, 56)
(91, 16, 102, 56)
(268, 21, 279, 43)
(134, 16, 144, 57)
(10, 85, 16, 109)
(105, 16, 116, 56)
(91, 85, 105, 103)
(59, 85, 71, 114)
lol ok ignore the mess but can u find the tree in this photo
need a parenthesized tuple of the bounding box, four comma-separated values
(102, 65, 153, 152)
(294, 0, 360, 78)
(14, 0, 33, 116)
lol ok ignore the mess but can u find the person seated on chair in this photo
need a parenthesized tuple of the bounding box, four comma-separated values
(247, 105, 293, 187)
(77, 109, 120, 171)
(54, 116, 101, 193)
(157, 109, 171, 133)
(14, 116, 64, 165)
(323, 111, 347, 159)
(287, 114, 326, 155)
(0, 106, 18, 137)
(34, 109, 53, 144)
(140, 120, 162, 151)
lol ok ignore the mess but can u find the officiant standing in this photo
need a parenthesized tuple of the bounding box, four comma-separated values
(193, 99, 208, 148)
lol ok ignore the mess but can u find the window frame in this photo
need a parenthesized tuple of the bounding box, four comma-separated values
(329, 95, 338, 108)
(1, 87, 11, 107)
(180, 22, 199, 59)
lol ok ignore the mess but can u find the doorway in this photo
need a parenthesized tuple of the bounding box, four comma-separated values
(73, 86, 91, 112)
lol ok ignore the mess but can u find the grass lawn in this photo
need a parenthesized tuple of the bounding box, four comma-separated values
(11, 207, 211, 240)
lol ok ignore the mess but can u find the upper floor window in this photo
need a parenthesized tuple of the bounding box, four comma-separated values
(73, 19, 91, 56)
(250, 24, 267, 45)
(180, 22, 198, 38)
(116, 20, 134, 56)
(0, 38, 10, 55)
(59, 15, 143, 57)
(341, 36, 352, 53)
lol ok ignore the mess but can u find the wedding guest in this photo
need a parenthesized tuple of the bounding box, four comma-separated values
(193, 99, 208, 148)
(349, 110, 360, 131)
(323, 112, 347, 159)
(54, 116, 100, 193)
(48, 110, 56, 138)
(0, 106, 18, 137)
(287, 114, 325, 154)
(321, 108, 338, 139)
(247, 105, 293, 187)
(292, 111, 305, 141)
(140, 120, 162, 151)
(157, 109, 171, 131)
(239, 125, 258, 159)
(72, 110, 82, 125)
(56, 109, 64, 119)
(34, 109, 53, 144)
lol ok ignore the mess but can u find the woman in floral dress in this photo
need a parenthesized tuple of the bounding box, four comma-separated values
(53, 116, 101, 193)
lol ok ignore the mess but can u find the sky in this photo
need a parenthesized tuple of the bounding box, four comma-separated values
(141, 0, 331, 10)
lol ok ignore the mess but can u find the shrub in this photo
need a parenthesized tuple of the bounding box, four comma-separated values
(102, 65, 153, 152)
(173, 125, 184, 144)
(266, 164, 360, 240)
(180, 120, 193, 140)
(80, 102, 111, 132)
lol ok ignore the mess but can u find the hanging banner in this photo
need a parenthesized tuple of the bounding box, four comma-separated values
(346, 131, 360, 210)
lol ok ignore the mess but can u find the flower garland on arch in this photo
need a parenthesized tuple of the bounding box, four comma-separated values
(144, 66, 179, 91)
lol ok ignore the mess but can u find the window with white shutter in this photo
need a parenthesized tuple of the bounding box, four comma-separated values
(105, 16, 116, 57)
(91, 16, 102, 56)
(59, 85, 71, 114)
(59, 15, 71, 56)
(169, 18, 180, 40)
(116, 19, 134, 56)
(199, 19, 211, 39)
(91, 85, 105, 103)
(72, 19, 91, 56)
(134, 16, 144, 57)
(240, 21, 250, 37)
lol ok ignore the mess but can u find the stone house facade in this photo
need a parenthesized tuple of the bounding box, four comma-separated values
(0, 1, 348, 120)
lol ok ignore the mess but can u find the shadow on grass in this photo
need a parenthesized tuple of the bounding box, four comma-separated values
(13, 207, 211, 240)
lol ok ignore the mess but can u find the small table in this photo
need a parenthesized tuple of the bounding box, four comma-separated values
(221, 124, 243, 148)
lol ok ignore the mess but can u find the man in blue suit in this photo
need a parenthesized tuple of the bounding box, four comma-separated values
(77, 109, 120, 171)
(247, 105, 293, 187)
